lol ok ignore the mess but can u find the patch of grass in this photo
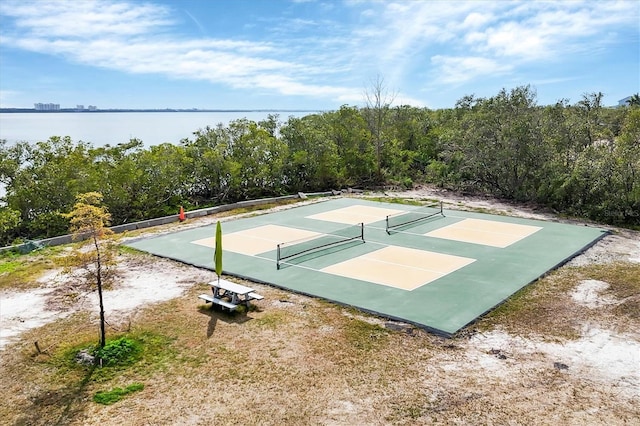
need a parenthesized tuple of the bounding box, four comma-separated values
(581, 262, 640, 298)
(117, 245, 145, 256)
(343, 318, 389, 351)
(0, 252, 58, 291)
(0, 260, 21, 274)
(93, 382, 144, 405)
(220, 199, 303, 216)
(252, 312, 287, 329)
(49, 330, 175, 385)
(579, 262, 640, 320)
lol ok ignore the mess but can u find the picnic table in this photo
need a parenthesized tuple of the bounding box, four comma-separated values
(198, 279, 264, 311)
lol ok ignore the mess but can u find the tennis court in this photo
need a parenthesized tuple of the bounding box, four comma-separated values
(125, 198, 607, 336)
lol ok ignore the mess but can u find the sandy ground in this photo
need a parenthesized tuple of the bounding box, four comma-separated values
(1, 186, 639, 419)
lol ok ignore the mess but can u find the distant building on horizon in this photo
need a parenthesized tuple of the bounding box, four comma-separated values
(34, 103, 60, 111)
(618, 96, 632, 107)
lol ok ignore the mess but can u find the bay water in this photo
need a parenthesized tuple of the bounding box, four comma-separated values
(0, 111, 314, 147)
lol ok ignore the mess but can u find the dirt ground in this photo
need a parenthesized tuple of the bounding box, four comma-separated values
(1, 186, 638, 425)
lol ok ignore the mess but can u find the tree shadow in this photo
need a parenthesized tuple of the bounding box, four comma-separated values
(17, 364, 96, 426)
(207, 315, 217, 338)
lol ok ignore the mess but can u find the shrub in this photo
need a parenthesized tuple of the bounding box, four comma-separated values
(94, 337, 141, 366)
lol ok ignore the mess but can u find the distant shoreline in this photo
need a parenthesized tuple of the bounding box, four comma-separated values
(0, 108, 322, 113)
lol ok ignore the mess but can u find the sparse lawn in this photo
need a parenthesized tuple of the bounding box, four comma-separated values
(478, 262, 640, 340)
(1, 197, 639, 425)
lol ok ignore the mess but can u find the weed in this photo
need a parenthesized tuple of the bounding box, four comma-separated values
(363, 196, 428, 206)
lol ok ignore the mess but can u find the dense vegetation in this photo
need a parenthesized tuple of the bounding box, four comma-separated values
(1, 86, 639, 245)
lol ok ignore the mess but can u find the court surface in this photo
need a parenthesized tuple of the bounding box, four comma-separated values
(125, 198, 607, 336)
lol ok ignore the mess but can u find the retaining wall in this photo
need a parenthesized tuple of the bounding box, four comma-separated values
(1, 191, 338, 254)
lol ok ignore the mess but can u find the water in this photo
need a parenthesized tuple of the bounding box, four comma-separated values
(0, 111, 314, 147)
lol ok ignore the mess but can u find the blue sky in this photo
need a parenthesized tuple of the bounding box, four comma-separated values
(0, 0, 638, 110)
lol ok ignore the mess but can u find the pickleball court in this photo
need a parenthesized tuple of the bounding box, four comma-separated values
(125, 198, 607, 336)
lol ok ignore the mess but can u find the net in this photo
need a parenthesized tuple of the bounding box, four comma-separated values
(277, 223, 364, 269)
(385, 202, 444, 234)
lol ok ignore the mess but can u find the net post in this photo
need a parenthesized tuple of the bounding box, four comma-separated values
(440, 201, 444, 216)
(360, 222, 365, 242)
(385, 215, 391, 235)
(276, 244, 281, 270)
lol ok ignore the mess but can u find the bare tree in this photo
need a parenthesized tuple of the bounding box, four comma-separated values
(363, 74, 396, 183)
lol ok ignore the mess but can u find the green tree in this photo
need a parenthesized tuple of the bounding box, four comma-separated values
(130, 143, 192, 218)
(575, 92, 610, 145)
(386, 106, 437, 183)
(183, 124, 233, 203)
(612, 107, 640, 223)
(93, 139, 145, 224)
(63, 192, 115, 348)
(4, 137, 101, 239)
(280, 114, 341, 192)
(226, 119, 288, 199)
(326, 106, 375, 186)
(450, 86, 546, 199)
(0, 207, 21, 245)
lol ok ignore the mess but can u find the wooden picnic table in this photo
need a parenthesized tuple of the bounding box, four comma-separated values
(199, 279, 264, 311)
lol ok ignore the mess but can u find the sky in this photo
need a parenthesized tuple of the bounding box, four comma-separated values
(0, 0, 638, 110)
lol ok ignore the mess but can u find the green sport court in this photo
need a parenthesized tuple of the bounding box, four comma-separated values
(125, 198, 607, 336)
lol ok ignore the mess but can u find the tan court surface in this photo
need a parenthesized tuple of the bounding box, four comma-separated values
(192, 224, 320, 256)
(126, 198, 607, 336)
(307, 205, 404, 225)
(425, 218, 542, 248)
(322, 246, 476, 290)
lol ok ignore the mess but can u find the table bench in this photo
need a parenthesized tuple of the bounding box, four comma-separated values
(198, 294, 238, 311)
(247, 292, 264, 301)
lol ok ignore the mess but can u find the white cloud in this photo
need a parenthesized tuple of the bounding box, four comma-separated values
(0, 0, 637, 106)
(430, 56, 512, 85)
(347, 0, 638, 88)
(462, 12, 493, 29)
(0, 0, 359, 104)
(1, 1, 173, 38)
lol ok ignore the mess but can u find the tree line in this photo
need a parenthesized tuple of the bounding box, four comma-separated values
(1, 85, 639, 245)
